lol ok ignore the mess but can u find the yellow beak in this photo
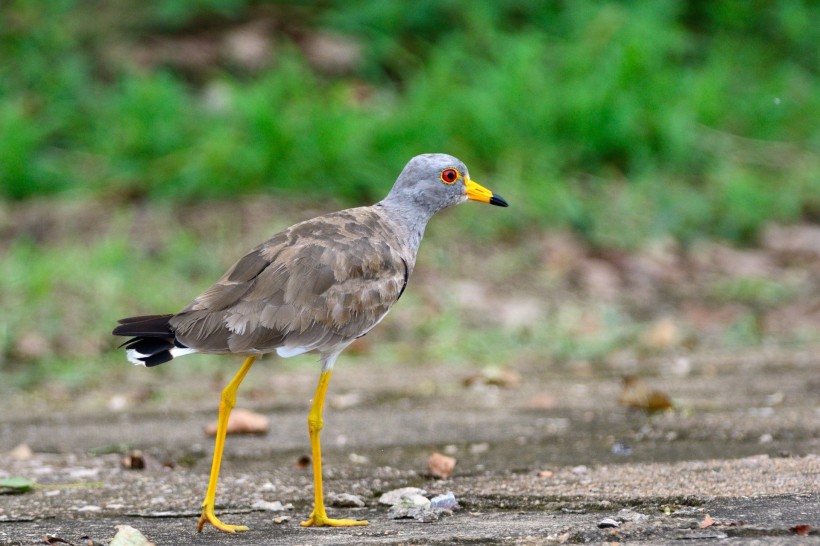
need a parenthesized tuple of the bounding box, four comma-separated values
(465, 177, 509, 207)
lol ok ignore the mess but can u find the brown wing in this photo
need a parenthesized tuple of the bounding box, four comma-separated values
(169, 207, 410, 355)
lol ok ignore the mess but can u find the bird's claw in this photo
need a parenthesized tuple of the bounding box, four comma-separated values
(198, 504, 249, 533)
(300, 509, 368, 527)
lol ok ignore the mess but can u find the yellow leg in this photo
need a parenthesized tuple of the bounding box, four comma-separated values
(300, 370, 368, 527)
(197, 356, 256, 533)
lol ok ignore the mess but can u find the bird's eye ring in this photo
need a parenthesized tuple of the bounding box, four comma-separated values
(440, 168, 460, 185)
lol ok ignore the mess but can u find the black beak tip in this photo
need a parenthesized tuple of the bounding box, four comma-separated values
(490, 194, 509, 207)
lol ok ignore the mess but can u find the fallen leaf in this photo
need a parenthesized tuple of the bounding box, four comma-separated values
(619, 375, 673, 413)
(790, 524, 812, 536)
(204, 408, 269, 436)
(2, 476, 103, 495)
(110, 525, 155, 546)
(295, 455, 311, 470)
(428, 452, 456, 479)
(0, 476, 35, 494)
(700, 514, 714, 528)
(121, 450, 146, 470)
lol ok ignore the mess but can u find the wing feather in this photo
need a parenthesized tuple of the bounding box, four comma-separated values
(170, 208, 412, 355)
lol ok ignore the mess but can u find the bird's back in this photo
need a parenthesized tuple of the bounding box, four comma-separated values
(170, 205, 413, 356)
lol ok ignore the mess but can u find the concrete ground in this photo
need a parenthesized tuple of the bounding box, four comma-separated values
(1, 349, 818, 545)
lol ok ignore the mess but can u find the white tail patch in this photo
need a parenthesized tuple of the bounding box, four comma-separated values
(126, 346, 198, 366)
(171, 346, 198, 359)
(126, 349, 149, 366)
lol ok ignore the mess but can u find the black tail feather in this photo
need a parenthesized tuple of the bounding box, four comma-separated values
(122, 336, 173, 354)
(113, 314, 174, 337)
(113, 314, 180, 367)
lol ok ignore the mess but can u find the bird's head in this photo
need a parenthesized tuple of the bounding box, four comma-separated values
(386, 153, 508, 214)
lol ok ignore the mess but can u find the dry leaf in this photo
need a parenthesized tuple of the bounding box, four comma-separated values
(121, 450, 169, 471)
(121, 450, 146, 470)
(700, 514, 714, 528)
(790, 524, 812, 536)
(0, 476, 35, 494)
(204, 408, 269, 436)
(427, 452, 456, 479)
(619, 375, 673, 413)
(110, 525, 156, 546)
(295, 455, 311, 470)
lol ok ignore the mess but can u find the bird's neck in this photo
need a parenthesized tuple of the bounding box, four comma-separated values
(374, 198, 434, 257)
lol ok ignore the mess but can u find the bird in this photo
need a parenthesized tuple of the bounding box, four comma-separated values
(112, 153, 508, 533)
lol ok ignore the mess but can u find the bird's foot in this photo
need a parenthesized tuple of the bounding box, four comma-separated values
(300, 509, 368, 527)
(198, 504, 249, 533)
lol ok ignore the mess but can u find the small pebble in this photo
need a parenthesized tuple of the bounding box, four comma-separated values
(379, 487, 428, 506)
(396, 493, 431, 508)
(327, 492, 366, 508)
(598, 517, 620, 528)
(430, 491, 458, 510)
(388, 504, 439, 522)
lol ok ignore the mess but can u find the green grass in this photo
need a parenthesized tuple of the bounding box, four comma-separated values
(1, 1, 819, 391)
(0, 197, 815, 394)
(1, 0, 819, 246)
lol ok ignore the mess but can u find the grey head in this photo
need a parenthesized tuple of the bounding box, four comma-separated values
(380, 153, 508, 221)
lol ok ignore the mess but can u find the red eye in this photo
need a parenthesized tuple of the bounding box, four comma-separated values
(440, 168, 459, 184)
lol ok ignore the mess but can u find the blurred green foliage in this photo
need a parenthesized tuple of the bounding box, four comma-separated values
(4, 1, 820, 392)
(1, 0, 819, 247)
